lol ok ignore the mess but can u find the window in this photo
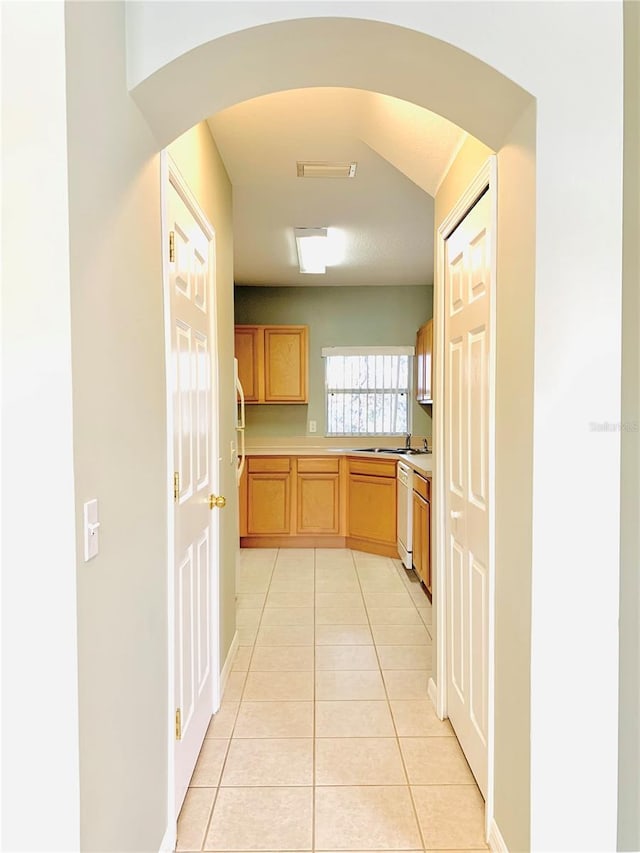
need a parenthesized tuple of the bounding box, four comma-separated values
(323, 346, 414, 436)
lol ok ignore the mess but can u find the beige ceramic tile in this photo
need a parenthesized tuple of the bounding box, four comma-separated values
(373, 625, 431, 646)
(221, 738, 313, 787)
(315, 605, 368, 625)
(234, 701, 313, 738)
(239, 548, 277, 566)
(315, 737, 406, 785)
(236, 593, 266, 609)
(377, 644, 432, 670)
(255, 624, 314, 646)
(418, 607, 433, 626)
(357, 575, 407, 593)
(315, 645, 379, 671)
(235, 608, 262, 628)
(236, 574, 271, 594)
(390, 700, 453, 737)
(383, 670, 431, 700)
(237, 625, 258, 647)
(315, 592, 364, 608)
(259, 607, 314, 626)
(190, 738, 229, 786)
(231, 646, 252, 672)
(411, 785, 488, 850)
(400, 737, 474, 784)
(222, 671, 247, 701)
(315, 669, 386, 700)
(265, 590, 314, 608)
(364, 592, 415, 608)
(250, 645, 314, 672)
(315, 576, 360, 593)
(367, 607, 423, 626)
(205, 787, 313, 851)
(243, 670, 313, 701)
(268, 575, 313, 592)
(205, 702, 239, 739)
(315, 786, 422, 850)
(315, 624, 373, 646)
(315, 699, 395, 737)
(176, 787, 216, 852)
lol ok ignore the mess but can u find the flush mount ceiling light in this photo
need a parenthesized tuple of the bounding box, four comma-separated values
(294, 227, 328, 274)
(296, 161, 357, 178)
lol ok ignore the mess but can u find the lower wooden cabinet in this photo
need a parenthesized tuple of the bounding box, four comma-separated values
(347, 457, 397, 556)
(240, 453, 423, 561)
(297, 473, 340, 534)
(412, 473, 431, 595)
(245, 457, 291, 535)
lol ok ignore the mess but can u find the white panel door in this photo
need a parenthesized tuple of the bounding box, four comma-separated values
(445, 190, 491, 797)
(168, 179, 219, 814)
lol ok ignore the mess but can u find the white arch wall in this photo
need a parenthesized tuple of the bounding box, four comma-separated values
(127, 5, 624, 852)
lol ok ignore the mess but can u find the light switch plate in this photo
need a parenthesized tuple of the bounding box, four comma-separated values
(83, 499, 100, 562)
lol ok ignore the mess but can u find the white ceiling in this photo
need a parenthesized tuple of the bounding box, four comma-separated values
(207, 88, 466, 287)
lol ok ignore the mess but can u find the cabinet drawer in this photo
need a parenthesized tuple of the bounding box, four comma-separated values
(247, 456, 291, 473)
(348, 457, 396, 478)
(297, 456, 340, 474)
(413, 473, 431, 501)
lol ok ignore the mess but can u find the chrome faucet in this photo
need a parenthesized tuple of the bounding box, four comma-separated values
(405, 433, 412, 450)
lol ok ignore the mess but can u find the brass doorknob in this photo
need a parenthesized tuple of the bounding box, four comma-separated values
(209, 494, 227, 509)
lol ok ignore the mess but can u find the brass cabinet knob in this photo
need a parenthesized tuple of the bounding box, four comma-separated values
(209, 494, 227, 510)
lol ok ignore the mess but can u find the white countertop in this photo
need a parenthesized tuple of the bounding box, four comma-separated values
(243, 445, 433, 476)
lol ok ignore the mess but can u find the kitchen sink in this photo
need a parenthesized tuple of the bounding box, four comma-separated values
(351, 447, 431, 455)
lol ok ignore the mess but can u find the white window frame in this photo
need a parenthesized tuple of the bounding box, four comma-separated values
(322, 345, 415, 437)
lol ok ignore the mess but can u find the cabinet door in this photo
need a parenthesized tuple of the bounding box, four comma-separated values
(264, 327, 308, 402)
(297, 473, 340, 534)
(412, 491, 431, 591)
(423, 319, 433, 403)
(416, 324, 426, 402)
(348, 474, 397, 545)
(412, 491, 425, 582)
(234, 326, 261, 402)
(415, 320, 433, 404)
(247, 472, 291, 534)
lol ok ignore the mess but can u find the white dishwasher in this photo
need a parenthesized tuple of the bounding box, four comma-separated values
(397, 461, 413, 569)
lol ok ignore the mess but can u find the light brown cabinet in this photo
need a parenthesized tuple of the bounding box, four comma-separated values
(234, 324, 308, 403)
(240, 454, 400, 557)
(412, 473, 431, 596)
(244, 456, 292, 535)
(347, 457, 397, 556)
(416, 319, 433, 404)
(296, 457, 340, 535)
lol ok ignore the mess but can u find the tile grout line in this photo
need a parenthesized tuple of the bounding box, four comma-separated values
(353, 550, 429, 853)
(312, 547, 317, 853)
(197, 548, 279, 852)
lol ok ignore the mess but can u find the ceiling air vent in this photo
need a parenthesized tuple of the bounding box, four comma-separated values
(296, 161, 357, 178)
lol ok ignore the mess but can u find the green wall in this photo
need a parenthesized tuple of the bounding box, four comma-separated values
(234, 285, 433, 439)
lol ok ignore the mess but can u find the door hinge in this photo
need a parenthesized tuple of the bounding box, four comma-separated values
(169, 230, 175, 263)
(173, 471, 180, 503)
(175, 707, 182, 741)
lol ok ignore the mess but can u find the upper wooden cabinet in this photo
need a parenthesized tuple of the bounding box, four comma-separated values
(234, 324, 308, 404)
(416, 319, 433, 404)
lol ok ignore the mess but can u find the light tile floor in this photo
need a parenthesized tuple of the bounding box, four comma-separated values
(176, 548, 487, 852)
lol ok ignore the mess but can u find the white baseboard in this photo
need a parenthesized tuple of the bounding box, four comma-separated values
(220, 630, 239, 699)
(488, 817, 508, 852)
(158, 824, 176, 853)
(428, 676, 438, 710)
